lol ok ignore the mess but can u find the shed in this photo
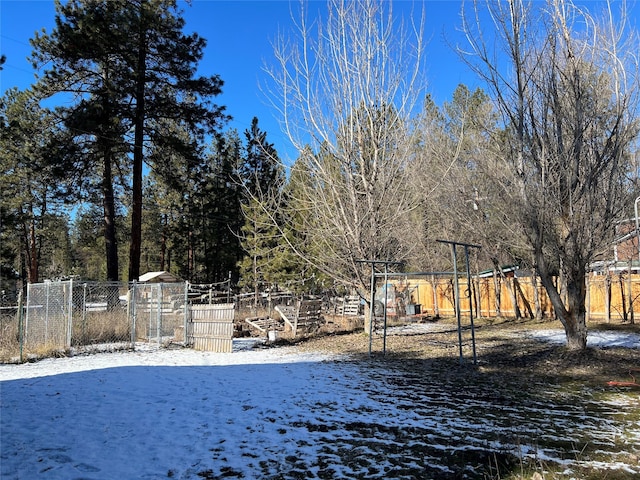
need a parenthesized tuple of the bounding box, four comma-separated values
(138, 271, 181, 283)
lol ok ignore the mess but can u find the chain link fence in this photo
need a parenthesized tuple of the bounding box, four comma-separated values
(130, 282, 189, 345)
(0, 303, 20, 363)
(0, 280, 192, 363)
(9, 272, 639, 364)
(21, 281, 134, 360)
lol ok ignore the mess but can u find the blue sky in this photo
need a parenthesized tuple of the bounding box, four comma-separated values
(0, 0, 477, 163)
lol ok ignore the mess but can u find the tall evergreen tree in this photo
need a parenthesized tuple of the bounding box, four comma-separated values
(30, 0, 228, 281)
(0, 88, 72, 284)
(203, 130, 244, 283)
(30, 0, 131, 281)
(71, 206, 109, 280)
(239, 117, 283, 197)
(237, 118, 286, 299)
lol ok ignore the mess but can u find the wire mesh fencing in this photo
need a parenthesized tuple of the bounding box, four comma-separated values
(21, 281, 133, 359)
(0, 303, 20, 363)
(1, 280, 192, 363)
(71, 282, 131, 349)
(130, 282, 189, 346)
(24, 281, 74, 353)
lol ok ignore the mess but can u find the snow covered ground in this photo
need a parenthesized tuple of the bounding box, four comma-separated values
(1, 330, 639, 479)
(527, 328, 640, 348)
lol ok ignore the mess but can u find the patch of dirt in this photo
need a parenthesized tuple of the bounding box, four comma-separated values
(280, 318, 640, 479)
(294, 317, 640, 389)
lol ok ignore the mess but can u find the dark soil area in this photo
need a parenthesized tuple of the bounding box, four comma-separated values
(279, 317, 640, 479)
(296, 317, 640, 388)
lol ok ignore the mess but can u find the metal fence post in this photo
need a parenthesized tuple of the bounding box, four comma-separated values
(66, 280, 73, 348)
(184, 281, 189, 346)
(130, 281, 137, 349)
(82, 283, 87, 343)
(45, 280, 50, 345)
(17, 290, 24, 363)
(157, 283, 162, 345)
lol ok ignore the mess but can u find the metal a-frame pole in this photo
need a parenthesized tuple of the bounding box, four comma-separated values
(356, 259, 403, 357)
(464, 245, 478, 365)
(437, 240, 481, 365)
(383, 263, 389, 355)
(368, 263, 375, 356)
(449, 244, 464, 364)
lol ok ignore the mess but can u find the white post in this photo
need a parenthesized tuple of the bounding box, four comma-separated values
(184, 281, 190, 346)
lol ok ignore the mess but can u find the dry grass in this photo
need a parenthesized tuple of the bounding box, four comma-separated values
(287, 316, 640, 479)
(72, 310, 131, 345)
(0, 309, 132, 363)
(293, 316, 640, 386)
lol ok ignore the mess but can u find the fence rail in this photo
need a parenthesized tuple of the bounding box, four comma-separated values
(390, 272, 640, 323)
(3, 271, 639, 363)
(1, 281, 195, 363)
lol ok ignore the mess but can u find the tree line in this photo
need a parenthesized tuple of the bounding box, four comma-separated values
(1, 0, 292, 293)
(2, 0, 640, 350)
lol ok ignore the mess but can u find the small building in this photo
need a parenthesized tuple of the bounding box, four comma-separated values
(590, 218, 640, 275)
(137, 271, 182, 283)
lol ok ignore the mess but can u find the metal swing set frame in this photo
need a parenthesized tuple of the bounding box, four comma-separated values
(358, 239, 482, 364)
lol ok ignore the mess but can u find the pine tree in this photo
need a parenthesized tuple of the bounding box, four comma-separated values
(30, 0, 228, 281)
(202, 131, 244, 283)
(0, 88, 72, 284)
(237, 118, 286, 301)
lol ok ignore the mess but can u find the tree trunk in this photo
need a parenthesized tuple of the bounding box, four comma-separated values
(506, 276, 521, 319)
(627, 260, 634, 324)
(473, 277, 481, 318)
(187, 218, 194, 279)
(129, 141, 143, 281)
(532, 268, 542, 320)
(514, 278, 534, 319)
(253, 217, 259, 314)
(25, 206, 39, 283)
(160, 214, 167, 271)
(102, 150, 119, 282)
(128, 13, 147, 282)
(557, 284, 588, 350)
(431, 275, 439, 317)
(492, 270, 501, 317)
(563, 310, 588, 350)
(537, 254, 588, 350)
(619, 272, 628, 322)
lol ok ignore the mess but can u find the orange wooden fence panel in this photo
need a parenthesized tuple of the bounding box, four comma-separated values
(392, 273, 640, 322)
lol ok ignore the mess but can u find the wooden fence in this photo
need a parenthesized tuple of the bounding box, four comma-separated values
(394, 273, 640, 323)
(187, 303, 235, 352)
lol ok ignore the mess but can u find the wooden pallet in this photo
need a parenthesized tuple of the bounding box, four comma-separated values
(338, 296, 361, 316)
(244, 316, 282, 333)
(275, 299, 323, 336)
(188, 303, 235, 352)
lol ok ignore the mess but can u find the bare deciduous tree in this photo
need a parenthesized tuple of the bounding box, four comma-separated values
(461, 0, 640, 349)
(264, 0, 428, 302)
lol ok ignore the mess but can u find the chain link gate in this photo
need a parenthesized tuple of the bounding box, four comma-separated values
(24, 281, 74, 353)
(129, 282, 188, 345)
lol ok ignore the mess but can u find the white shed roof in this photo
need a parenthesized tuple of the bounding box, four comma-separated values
(137, 271, 181, 283)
